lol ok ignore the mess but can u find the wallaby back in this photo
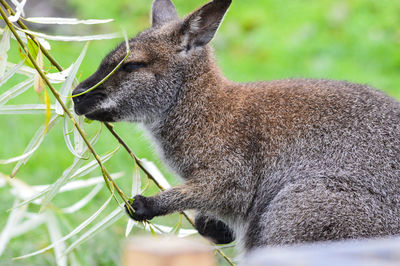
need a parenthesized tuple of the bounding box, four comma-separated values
(72, 0, 400, 253)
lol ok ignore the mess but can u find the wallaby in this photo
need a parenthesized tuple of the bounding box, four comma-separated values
(72, 0, 400, 253)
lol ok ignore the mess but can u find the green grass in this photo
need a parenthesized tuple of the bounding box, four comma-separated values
(0, 0, 399, 265)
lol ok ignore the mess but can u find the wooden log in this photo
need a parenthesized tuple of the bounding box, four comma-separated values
(123, 236, 215, 266)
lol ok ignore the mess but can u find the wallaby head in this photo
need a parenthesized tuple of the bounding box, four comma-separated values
(72, 0, 232, 123)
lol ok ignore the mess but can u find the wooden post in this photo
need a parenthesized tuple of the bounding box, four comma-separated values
(123, 236, 216, 266)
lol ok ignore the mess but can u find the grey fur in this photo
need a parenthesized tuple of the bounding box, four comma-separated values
(72, 0, 400, 254)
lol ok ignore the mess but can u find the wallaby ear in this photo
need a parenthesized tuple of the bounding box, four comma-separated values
(152, 0, 178, 27)
(180, 0, 232, 51)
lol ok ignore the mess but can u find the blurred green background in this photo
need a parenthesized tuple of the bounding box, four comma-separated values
(0, 0, 399, 265)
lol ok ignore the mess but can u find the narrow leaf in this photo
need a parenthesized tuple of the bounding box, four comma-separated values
(73, 115, 85, 157)
(59, 172, 123, 192)
(0, 27, 11, 77)
(62, 207, 124, 257)
(44, 89, 51, 132)
(8, 0, 27, 22)
(6, 61, 35, 78)
(0, 116, 58, 165)
(63, 115, 86, 159)
(15, 195, 113, 260)
(125, 165, 141, 237)
(143, 223, 198, 238)
(0, 134, 44, 164)
(69, 146, 120, 179)
(34, 49, 44, 93)
(61, 184, 103, 213)
(39, 157, 86, 210)
(46, 65, 73, 83)
(19, 38, 39, 69)
(0, 60, 25, 87)
(32, 172, 123, 193)
(131, 164, 141, 196)
(0, 78, 33, 106)
(0, 104, 55, 115)
(10, 213, 47, 238)
(11, 116, 59, 177)
(10, 172, 123, 211)
(41, 146, 119, 209)
(149, 223, 158, 236)
(140, 159, 171, 189)
(17, 28, 120, 42)
(125, 220, 137, 238)
(0, 200, 26, 256)
(25, 17, 114, 25)
(56, 42, 88, 115)
(46, 212, 67, 266)
(0, 28, 51, 50)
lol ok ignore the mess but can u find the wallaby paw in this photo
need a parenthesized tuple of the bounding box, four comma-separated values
(195, 215, 235, 244)
(125, 195, 156, 221)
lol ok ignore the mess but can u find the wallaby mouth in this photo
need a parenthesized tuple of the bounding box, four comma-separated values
(72, 86, 106, 116)
(83, 109, 118, 122)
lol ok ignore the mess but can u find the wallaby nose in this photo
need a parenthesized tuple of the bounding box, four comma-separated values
(72, 86, 87, 105)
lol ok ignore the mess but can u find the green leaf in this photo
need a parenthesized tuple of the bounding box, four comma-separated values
(0, 60, 26, 87)
(169, 214, 183, 236)
(69, 146, 120, 179)
(84, 118, 93, 124)
(61, 184, 103, 213)
(39, 158, 86, 211)
(0, 27, 11, 77)
(25, 17, 114, 25)
(19, 38, 39, 69)
(0, 116, 58, 165)
(0, 78, 34, 106)
(17, 28, 120, 42)
(46, 212, 67, 266)
(8, 0, 27, 23)
(149, 223, 157, 237)
(11, 116, 59, 177)
(140, 159, 171, 189)
(33, 49, 44, 93)
(0, 104, 55, 115)
(14, 195, 113, 260)
(27, 39, 39, 66)
(40, 146, 119, 209)
(0, 200, 27, 256)
(44, 89, 51, 133)
(63, 115, 86, 159)
(56, 42, 89, 115)
(62, 207, 124, 257)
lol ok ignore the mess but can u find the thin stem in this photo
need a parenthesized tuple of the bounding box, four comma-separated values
(69, 52, 130, 98)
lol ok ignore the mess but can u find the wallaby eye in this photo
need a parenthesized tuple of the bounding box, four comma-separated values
(121, 62, 147, 72)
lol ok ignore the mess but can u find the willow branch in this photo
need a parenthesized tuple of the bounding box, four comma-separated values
(0, 4, 234, 264)
(0, 7, 130, 209)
